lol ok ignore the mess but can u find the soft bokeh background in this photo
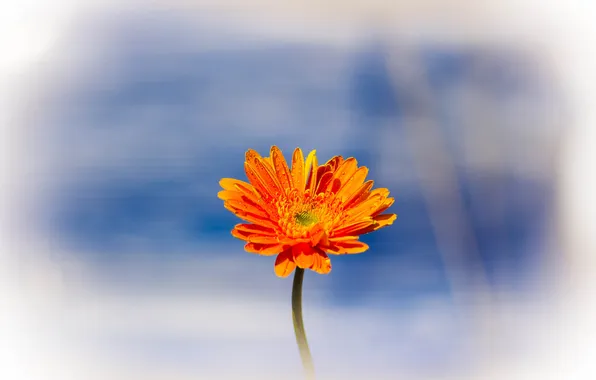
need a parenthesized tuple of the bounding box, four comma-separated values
(1, 1, 595, 379)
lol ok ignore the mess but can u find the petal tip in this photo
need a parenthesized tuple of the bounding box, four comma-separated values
(274, 249, 296, 277)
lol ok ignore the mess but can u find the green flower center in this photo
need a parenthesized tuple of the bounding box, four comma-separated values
(295, 211, 319, 227)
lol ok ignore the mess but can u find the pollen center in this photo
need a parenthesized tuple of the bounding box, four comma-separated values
(294, 211, 319, 227)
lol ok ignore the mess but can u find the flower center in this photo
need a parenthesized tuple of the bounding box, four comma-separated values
(294, 211, 319, 227)
(276, 190, 342, 239)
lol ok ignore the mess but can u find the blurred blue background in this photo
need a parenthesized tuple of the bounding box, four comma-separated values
(24, 9, 563, 379)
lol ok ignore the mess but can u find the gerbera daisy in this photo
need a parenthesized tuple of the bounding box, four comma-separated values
(218, 146, 396, 277)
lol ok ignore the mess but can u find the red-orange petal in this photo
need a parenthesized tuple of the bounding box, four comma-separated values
(231, 224, 277, 241)
(233, 223, 277, 236)
(270, 146, 293, 192)
(246, 149, 283, 196)
(335, 166, 368, 200)
(245, 242, 285, 255)
(326, 239, 369, 254)
(217, 190, 239, 201)
(332, 214, 395, 236)
(316, 171, 334, 194)
(219, 178, 254, 192)
(291, 148, 305, 192)
(325, 156, 343, 171)
(247, 235, 279, 244)
(305, 151, 318, 192)
(244, 162, 274, 201)
(310, 249, 332, 274)
(309, 223, 330, 246)
(329, 178, 342, 194)
(369, 187, 390, 199)
(342, 180, 374, 209)
(371, 198, 395, 217)
(220, 181, 274, 217)
(224, 198, 269, 218)
(331, 219, 376, 237)
(224, 203, 278, 229)
(332, 157, 358, 186)
(374, 213, 397, 228)
(232, 180, 260, 199)
(343, 193, 384, 221)
(293, 243, 315, 269)
(274, 248, 296, 277)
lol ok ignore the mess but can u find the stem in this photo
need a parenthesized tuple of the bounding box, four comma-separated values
(292, 268, 315, 379)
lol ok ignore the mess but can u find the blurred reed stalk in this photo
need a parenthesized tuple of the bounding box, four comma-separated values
(385, 47, 497, 351)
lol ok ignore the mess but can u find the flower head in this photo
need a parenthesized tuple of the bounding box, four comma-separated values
(218, 146, 396, 277)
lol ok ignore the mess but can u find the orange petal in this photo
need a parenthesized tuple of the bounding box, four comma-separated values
(279, 236, 310, 246)
(217, 190, 240, 201)
(247, 235, 279, 244)
(270, 146, 293, 192)
(329, 178, 342, 193)
(220, 186, 276, 218)
(262, 155, 274, 170)
(343, 180, 374, 209)
(291, 148, 305, 193)
(331, 214, 395, 236)
(233, 223, 277, 236)
(244, 162, 274, 201)
(344, 193, 384, 221)
(332, 157, 358, 186)
(233, 182, 278, 217)
(371, 198, 395, 217)
(309, 223, 330, 246)
(292, 243, 315, 269)
(219, 178, 253, 192)
(231, 224, 277, 241)
(315, 171, 334, 194)
(335, 166, 368, 200)
(222, 181, 270, 216)
(326, 240, 369, 254)
(245, 242, 285, 255)
(369, 187, 390, 199)
(343, 189, 391, 222)
(316, 163, 333, 177)
(314, 164, 332, 187)
(219, 180, 263, 206)
(274, 248, 296, 277)
(325, 156, 343, 171)
(246, 150, 283, 197)
(331, 218, 376, 237)
(224, 198, 269, 218)
(224, 203, 278, 229)
(327, 235, 360, 241)
(373, 213, 397, 228)
(232, 180, 260, 199)
(310, 249, 332, 274)
(305, 150, 318, 192)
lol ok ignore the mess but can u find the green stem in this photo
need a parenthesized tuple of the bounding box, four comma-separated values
(292, 268, 315, 379)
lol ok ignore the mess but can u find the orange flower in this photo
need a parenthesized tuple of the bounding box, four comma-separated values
(218, 146, 396, 277)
